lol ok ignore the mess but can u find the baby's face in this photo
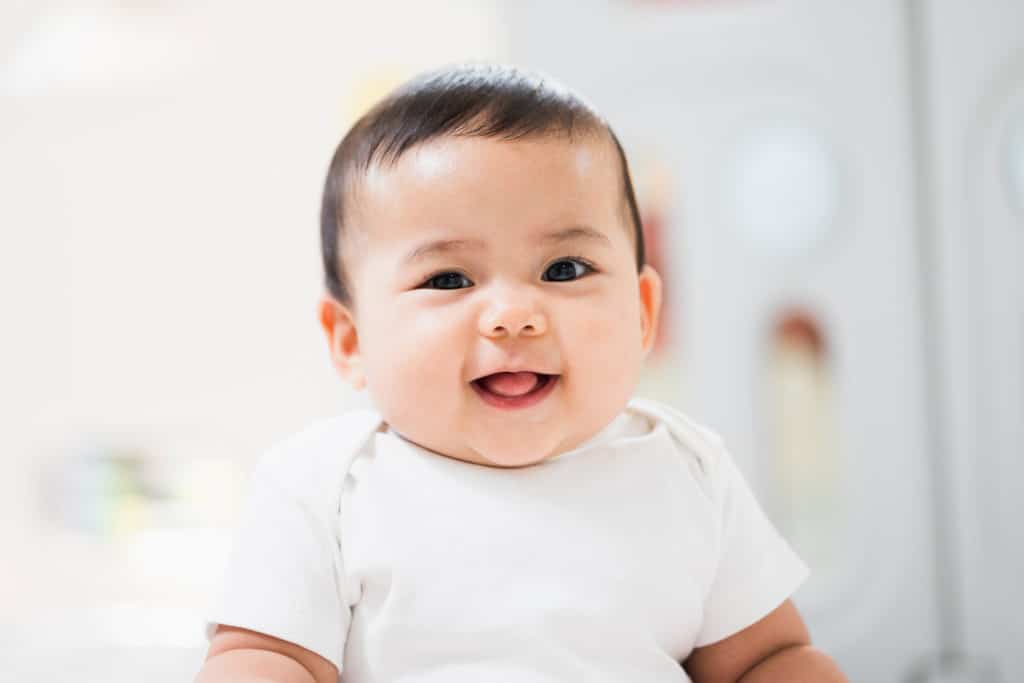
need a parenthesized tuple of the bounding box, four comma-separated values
(323, 133, 661, 467)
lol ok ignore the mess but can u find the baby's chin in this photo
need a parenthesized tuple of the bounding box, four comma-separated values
(381, 410, 592, 468)
(463, 433, 578, 469)
(471, 448, 553, 469)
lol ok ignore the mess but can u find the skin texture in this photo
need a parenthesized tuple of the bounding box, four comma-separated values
(319, 132, 662, 468)
(683, 599, 844, 682)
(200, 625, 337, 683)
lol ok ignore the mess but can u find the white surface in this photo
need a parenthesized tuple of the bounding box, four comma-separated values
(927, 1, 1024, 679)
(725, 124, 840, 258)
(1006, 111, 1024, 215)
(2, 646, 206, 682)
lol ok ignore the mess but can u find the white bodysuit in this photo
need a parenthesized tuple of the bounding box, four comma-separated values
(205, 397, 808, 682)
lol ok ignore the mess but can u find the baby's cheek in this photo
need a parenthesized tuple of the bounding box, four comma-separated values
(580, 299, 634, 347)
(389, 320, 458, 389)
(580, 304, 643, 377)
(567, 328, 609, 378)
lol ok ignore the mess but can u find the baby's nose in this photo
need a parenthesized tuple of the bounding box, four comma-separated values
(479, 302, 548, 338)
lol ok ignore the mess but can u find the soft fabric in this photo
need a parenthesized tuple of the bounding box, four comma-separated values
(205, 397, 808, 682)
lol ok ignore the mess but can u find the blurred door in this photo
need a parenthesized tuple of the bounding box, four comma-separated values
(928, 0, 1024, 680)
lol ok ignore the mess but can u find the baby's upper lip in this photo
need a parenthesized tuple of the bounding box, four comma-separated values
(470, 366, 560, 382)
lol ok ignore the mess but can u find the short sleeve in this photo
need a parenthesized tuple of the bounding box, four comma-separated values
(204, 450, 351, 671)
(693, 445, 810, 647)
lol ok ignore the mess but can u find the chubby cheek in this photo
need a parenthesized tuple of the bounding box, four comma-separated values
(364, 310, 465, 421)
(566, 296, 643, 393)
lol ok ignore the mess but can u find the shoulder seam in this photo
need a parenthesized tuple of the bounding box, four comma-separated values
(627, 396, 726, 481)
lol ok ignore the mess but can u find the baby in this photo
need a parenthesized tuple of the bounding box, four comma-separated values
(197, 64, 847, 682)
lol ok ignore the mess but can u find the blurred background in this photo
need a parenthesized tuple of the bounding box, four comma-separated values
(1, 0, 1021, 681)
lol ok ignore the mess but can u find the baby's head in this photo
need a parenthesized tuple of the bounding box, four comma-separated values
(318, 64, 662, 468)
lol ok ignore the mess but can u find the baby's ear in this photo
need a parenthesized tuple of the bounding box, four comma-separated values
(638, 264, 663, 355)
(318, 294, 367, 390)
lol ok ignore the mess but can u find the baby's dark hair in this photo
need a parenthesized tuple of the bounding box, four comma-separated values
(319, 63, 646, 308)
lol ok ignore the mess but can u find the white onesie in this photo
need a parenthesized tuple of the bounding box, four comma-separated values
(205, 397, 808, 682)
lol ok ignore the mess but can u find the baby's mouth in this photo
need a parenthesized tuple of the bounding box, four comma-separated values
(471, 372, 559, 408)
(475, 371, 547, 397)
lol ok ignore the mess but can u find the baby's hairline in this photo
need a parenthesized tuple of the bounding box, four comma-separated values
(320, 64, 648, 309)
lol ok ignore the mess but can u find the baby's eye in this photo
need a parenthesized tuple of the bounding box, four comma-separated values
(543, 258, 594, 282)
(419, 271, 473, 290)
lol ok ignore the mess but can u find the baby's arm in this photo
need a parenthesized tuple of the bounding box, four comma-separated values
(195, 625, 339, 683)
(682, 599, 847, 683)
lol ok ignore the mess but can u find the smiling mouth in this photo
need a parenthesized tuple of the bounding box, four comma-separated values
(471, 372, 559, 410)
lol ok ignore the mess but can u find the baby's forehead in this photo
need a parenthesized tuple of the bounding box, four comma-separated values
(372, 130, 619, 184)
(351, 132, 629, 232)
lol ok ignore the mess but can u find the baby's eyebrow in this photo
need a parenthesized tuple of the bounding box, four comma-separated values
(403, 226, 610, 265)
(540, 226, 611, 248)
(404, 238, 485, 265)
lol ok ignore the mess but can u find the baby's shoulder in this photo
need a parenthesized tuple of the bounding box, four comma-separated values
(250, 409, 384, 499)
(626, 397, 728, 489)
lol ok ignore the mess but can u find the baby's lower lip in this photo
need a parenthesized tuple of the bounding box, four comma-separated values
(471, 373, 559, 410)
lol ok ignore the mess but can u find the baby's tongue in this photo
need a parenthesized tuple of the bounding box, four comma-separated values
(479, 371, 540, 397)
